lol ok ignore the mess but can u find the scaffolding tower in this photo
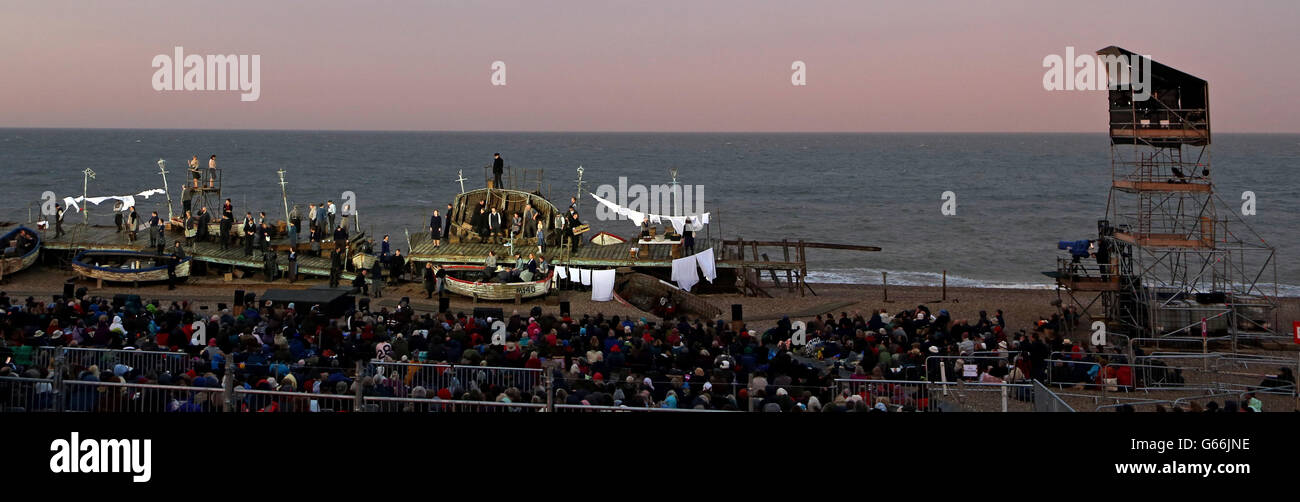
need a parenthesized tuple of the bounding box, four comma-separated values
(1057, 47, 1279, 348)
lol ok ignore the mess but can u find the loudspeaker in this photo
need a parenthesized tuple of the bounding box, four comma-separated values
(62, 282, 75, 300)
(1195, 292, 1227, 304)
(731, 304, 743, 322)
(438, 297, 450, 313)
(233, 289, 245, 306)
(474, 307, 504, 321)
(560, 301, 571, 317)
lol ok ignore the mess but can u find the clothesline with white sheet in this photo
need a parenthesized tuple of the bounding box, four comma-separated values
(587, 192, 709, 233)
(554, 265, 618, 302)
(670, 248, 716, 291)
(63, 188, 167, 213)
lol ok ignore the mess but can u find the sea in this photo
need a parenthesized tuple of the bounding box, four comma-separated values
(1, 129, 1296, 295)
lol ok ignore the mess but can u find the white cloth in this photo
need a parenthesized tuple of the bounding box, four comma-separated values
(671, 256, 699, 291)
(63, 189, 166, 213)
(556, 266, 568, 280)
(588, 192, 707, 229)
(694, 248, 716, 283)
(668, 216, 686, 234)
(591, 269, 616, 302)
(580, 268, 592, 286)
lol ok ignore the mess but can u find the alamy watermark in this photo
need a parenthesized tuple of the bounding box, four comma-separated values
(49, 432, 152, 483)
(592, 177, 705, 222)
(152, 46, 261, 101)
(1042, 46, 1151, 101)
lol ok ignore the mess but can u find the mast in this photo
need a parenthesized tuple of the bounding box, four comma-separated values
(157, 159, 174, 220)
(277, 169, 290, 223)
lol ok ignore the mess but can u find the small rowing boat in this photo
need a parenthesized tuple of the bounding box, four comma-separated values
(613, 272, 721, 319)
(589, 231, 626, 246)
(72, 250, 191, 283)
(0, 226, 41, 279)
(440, 264, 553, 301)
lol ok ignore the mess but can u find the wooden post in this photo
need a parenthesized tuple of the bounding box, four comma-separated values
(782, 239, 793, 291)
(882, 271, 889, 302)
(942, 270, 947, 301)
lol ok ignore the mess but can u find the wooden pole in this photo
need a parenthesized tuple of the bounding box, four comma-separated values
(942, 269, 947, 301)
(883, 271, 889, 302)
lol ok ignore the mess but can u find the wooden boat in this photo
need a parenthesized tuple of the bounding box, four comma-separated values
(72, 250, 191, 283)
(447, 187, 561, 243)
(590, 231, 626, 246)
(0, 226, 41, 278)
(440, 264, 553, 301)
(613, 272, 721, 319)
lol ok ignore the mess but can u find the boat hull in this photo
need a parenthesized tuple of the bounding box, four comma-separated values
(72, 250, 192, 283)
(441, 264, 553, 301)
(0, 226, 41, 277)
(614, 272, 721, 319)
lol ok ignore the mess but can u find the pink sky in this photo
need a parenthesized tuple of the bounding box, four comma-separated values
(2, 0, 1298, 132)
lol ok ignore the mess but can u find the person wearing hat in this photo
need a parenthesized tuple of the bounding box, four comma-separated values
(490, 153, 505, 188)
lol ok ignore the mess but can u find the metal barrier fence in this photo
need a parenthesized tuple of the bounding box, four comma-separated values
(362, 395, 547, 412)
(834, 379, 1038, 412)
(366, 361, 545, 398)
(1032, 380, 1075, 412)
(33, 346, 195, 378)
(553, 404, 733, 412)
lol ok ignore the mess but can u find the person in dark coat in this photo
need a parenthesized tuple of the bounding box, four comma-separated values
(491, 153, 504, 188)
(287, 248, 298, 283)
(197, 207, 211, 242)
(242, 213, 256, 256)
(328, 249, 342, 288)
(429, 210, 442, 247)
(219, 212, 232, 249)
(369, 258, 384, 298)
(423, 263, 436, 299)
(443, 203, 454, 239)
(389, 250, 405, 285)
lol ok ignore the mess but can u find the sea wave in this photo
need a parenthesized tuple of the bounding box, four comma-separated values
(804, 268, 1300, 297)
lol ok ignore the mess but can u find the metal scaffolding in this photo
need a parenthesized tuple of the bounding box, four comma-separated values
(1056, 47, 1280, 351)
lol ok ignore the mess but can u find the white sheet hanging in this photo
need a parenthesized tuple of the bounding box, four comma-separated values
(649, 214, 662, 224)
(580, 268, 592, 285)
(591, 269, 616, 302)
(695, 248, 716, 283)
(671, 256, 699, 291)
(569, 268, 584, 283)
(556, 266, 568, 280)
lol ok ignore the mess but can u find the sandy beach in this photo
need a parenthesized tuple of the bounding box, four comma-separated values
(5, 264, 1296, 340)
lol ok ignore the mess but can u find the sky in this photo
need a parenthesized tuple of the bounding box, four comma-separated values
(2, 0, 1298, 133)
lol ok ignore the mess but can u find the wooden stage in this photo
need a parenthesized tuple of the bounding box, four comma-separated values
(3, 222, 360, 282)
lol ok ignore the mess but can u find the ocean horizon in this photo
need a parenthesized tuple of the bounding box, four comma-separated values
(2, 128, 1295, 295)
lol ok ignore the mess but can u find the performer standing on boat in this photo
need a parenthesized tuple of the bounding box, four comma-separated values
(522, 203, 536, 239)
(147, 210, 160, 246)
(197, 207, 211, 243)
(242, 212, 256, 257)
(287, 248, 298, 283)
(189, 155, 201, 188)
(127, 206, 139, 242)
(207, 155, 217, 188)
(492, 153, 505, 188)
(54, 203, 66, 238)
(429, 210, 442, 247)
(443, 203, 453, 239)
